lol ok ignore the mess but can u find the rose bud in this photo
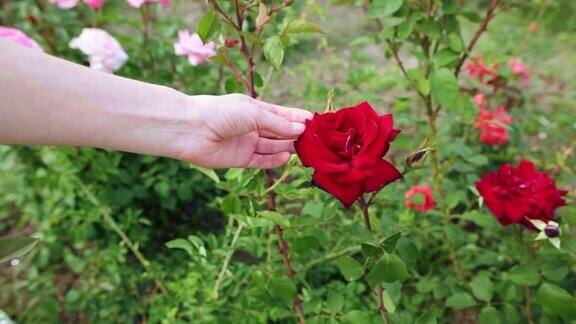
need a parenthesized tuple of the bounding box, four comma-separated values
(283, 0, 293, 5)
(295, 101, 402, 208)
(224, 39, 239, 48)
(544, 223, 560, 238)
(405, 148, 432, 169)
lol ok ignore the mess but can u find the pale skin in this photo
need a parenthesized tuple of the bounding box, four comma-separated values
(0, 38, 312, 169)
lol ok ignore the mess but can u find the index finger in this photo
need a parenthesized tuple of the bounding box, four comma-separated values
(252, 98, 313, 123)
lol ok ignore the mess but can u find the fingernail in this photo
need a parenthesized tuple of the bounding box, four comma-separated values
(292, 122, 305, 133)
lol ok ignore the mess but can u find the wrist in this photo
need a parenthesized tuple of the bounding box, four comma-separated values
(97, 85, 202, 159)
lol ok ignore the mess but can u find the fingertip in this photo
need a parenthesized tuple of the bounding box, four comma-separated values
(291, 122, 306, 134)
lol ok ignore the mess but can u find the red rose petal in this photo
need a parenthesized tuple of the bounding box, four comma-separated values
(313, 171, 363, 208)
(363, 159, 403, 192)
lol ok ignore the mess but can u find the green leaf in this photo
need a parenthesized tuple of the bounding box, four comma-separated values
(536, 283, 576, 319)
(448, 33, 463, 52)
(368, 0, 403, 18)
(361, 242, 381, 257)
(190, 164, 220, 183)
(268, 276, 296, 306)
(382, 289, 396, 313)
(343, 310, 372, 323)
(479, 306, 501, 324)
(326, 290, 345, 312)
(432, 49, 459, 68)
(283, 19, 323, 34)
(292, 235, 320, 254)
(445, 292, 476, 310)
(263, 36, 285, 69)
(381, 232, 401, 253)
(396, 20, 413, 39)
(165, 238, 193, 256)
(258, 210, 290, 227)
(0, 236, 38, 263)
(507, 266, 540, 286)
(224, 77, 241, 94)
(197, 11, 221, 43)
(471, 274, 494, 302)
(334, 256, 364, 281)
(366, 253, 408, 286)
(415, 309, 440, 324)
(430, 68, 475, 119)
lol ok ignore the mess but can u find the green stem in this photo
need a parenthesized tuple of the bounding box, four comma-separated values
(212, 221, 244, 299)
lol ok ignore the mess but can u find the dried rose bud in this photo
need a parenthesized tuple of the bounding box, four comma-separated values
(544, 223, 560, 238)
(283, 0, 293, 5)
(224, 39, 239, 48)
(405, 148, 432, 169)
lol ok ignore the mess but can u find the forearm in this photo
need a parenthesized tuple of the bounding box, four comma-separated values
(0, 38, 193, 157)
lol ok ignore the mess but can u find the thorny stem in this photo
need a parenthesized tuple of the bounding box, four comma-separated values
(218, 2, 303, 321)
(454, 0, 501, 76)
(358, 196, 389, 323)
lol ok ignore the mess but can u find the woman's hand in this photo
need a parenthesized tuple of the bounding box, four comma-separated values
(165, 94, 312, 169)
(0, 39, 311, 169)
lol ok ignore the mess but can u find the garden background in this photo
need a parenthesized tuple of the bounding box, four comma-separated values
(1, 0, 576, 323)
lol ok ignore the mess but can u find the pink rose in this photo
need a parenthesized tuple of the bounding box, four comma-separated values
(69, 28, 128, 73)
(0, 26, 43, 52)
(508, 58, 531, 85)
(174, 31, 217, 66)
(126, 0, 169, 8)
(84, 0, 104, 10)
(49, 0, 79, 9)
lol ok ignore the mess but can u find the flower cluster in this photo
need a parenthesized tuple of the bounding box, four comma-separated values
(295, 102, 402, 208)
(466, 56, 532, 146)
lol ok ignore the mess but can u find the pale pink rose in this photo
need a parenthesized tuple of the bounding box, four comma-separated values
(508, 58, 531, 85)
(126, 0, 170, 8)
(174, 30, 216, 66)
(69, 28, 128, 73)
(84, 0, 104, 10)
(49, 0, 79, 9)
(0, 26, 43, 52)
(473, 93, 485, 107)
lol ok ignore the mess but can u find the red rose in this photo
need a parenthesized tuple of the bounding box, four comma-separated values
(295, 102, 402, 208)
(475, 160, 568, 228)
(474, 107, 512, 145)
(404, 185, 435, 212)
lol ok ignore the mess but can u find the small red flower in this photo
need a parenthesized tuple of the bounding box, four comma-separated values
(224, 39, 239, 48)
(295, 102, 402, 208)
(465, 56, 499, 83)
(474, 107, 512, 145)
(404, 185, 435, 212)
(476, 160, 568, 229)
